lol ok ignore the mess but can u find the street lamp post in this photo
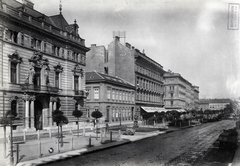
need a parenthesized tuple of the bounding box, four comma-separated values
(7, 110, 14, 166)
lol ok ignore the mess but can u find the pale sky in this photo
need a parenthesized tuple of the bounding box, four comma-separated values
(29, 0, 240, 99)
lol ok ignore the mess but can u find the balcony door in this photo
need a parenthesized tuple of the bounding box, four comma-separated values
(33, 67, 41, 87)
(74, 75, 79, 91)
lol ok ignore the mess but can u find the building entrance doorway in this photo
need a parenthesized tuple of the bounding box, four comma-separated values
(34, 100, 43, 130)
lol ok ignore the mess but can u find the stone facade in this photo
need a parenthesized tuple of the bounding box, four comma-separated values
(163, 72, 199, 110)
(85, 71, 136, 123)
(0, 0, 89, 131)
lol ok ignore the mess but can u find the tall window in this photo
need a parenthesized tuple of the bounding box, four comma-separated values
(33, 67, 41, 86)
(94, 88, 99, 99)
(74, 75, 79, 90)
(119, 91, 122, 101)
(43, 42, 47, 52)
(11, 100, 17, 116)
(55, 72, 60, 88)
(10, 62, 17, 83)
(112, 89, 115, 100)
(107, 89, 111, 100)
(116, 90, 118, 100)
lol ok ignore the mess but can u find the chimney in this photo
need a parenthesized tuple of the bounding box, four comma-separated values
(125, 42, 131, 49)
(22, 0, 34, 9)
(115, 36, 120, 42)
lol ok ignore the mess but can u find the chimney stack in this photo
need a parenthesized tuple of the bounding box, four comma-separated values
(125, 42, 131, 49)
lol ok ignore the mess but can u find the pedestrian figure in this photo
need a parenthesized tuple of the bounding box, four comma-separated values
(105, 123, 109, 132)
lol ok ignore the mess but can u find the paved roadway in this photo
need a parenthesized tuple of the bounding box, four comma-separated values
(42, 120, 236, 166)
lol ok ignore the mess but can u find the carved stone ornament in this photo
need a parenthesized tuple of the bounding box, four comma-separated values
(72, 64, 83, 77)
(28, 51, 49, 68)
(8, 50, 23, 64)
(54, 62, 63, 73)
(8, 96, 19, 103)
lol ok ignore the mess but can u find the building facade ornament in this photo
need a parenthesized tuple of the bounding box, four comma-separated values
(8, 50, 23, 64)
(22, 94, 31, 101)
(28, 51, 49, 68)
(54, 62, 64, 73)
(50, 96, 58, 102)
(72, 64, 83, 77)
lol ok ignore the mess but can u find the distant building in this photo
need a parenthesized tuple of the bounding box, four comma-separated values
(199, 98, 232, 111)
(86, 36, 165, 118)
(0, 0, 89, 131)
(85, 71, 135, 123)
(163, 72, 199, 111)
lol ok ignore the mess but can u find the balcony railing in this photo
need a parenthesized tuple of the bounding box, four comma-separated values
(74, 90, 85, 96)
(20, 84, 60, 94)
(74, 90, 86, 99)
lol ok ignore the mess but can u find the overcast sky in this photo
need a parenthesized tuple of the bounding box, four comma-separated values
(30, 0, 240, 99)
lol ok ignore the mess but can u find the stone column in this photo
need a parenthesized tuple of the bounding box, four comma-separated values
(53, 101, 57, 111)
(49, 98, 53, 127)
(23, 94, 30, 129)
(30, 95, 36, 130)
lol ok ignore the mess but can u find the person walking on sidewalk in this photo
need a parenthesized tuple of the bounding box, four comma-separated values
(105, 122, 109, 133)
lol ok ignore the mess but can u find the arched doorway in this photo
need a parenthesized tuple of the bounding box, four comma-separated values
(34, 100, 43, 130)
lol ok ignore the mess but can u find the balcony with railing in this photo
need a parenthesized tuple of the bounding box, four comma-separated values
(73, 90, 86, 99)
(20, 84, 60, 94)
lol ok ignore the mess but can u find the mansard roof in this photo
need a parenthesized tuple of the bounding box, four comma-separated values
(3, 0, 77, 34)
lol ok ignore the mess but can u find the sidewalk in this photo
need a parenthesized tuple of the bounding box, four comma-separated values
(15, 124, 195, 166)
(1, 122, 197, 166)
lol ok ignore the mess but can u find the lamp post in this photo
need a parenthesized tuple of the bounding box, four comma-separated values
(7, 110, 14, 166)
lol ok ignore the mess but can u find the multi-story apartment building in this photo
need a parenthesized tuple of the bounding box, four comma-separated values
(199, 98, 232, 111)
(85, 71, 135, 123)
(163, 72, 199, 111)
(0, 0, 89, 131)
(86, 36, 165, 118)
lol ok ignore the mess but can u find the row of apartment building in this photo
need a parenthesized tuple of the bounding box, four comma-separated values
(0, 0, 199, 131)
(198, 98, 232, 111)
